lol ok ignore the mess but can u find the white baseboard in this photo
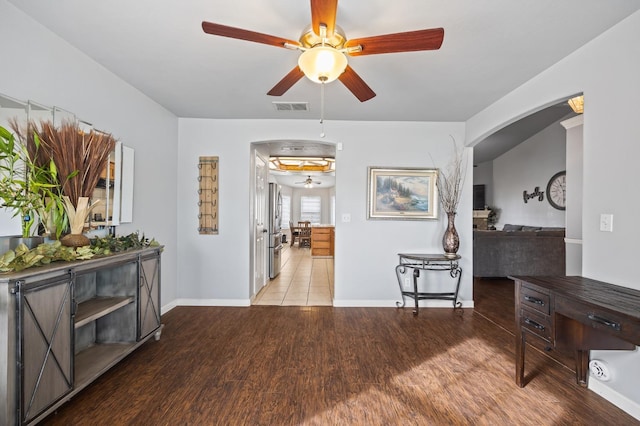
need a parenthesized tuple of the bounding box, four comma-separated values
(165, 298, 251, 311)
(589, 379, 640, 420)
(161, 300, 178, 315)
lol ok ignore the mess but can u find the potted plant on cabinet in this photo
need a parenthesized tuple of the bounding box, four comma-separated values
(0, 124, 68, 247)
(33, 120, 116, 247)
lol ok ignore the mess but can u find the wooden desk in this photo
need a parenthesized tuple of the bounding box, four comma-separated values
(511, 275, 640, 387)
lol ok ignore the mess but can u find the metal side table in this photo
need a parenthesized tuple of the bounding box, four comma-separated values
(395, 253, 462, 314)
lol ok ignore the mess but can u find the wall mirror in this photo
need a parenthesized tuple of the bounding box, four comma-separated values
(0, 92, 134, 238)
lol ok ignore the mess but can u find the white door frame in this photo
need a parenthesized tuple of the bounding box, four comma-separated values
(249, 147, 269, 300)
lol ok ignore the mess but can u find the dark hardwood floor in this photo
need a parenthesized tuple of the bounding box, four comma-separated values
(42, 279, 638, 425)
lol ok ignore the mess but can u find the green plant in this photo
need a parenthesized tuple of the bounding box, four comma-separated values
(90, 232, 159, 255)
(9, 120, 80, 239)
(0, 125, 64, 238)
(0, 240, 94, 272)
(0, 232, 160, 273)
(487, 207, 500, 227)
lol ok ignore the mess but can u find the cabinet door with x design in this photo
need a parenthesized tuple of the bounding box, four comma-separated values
(17, 274, 73, 425)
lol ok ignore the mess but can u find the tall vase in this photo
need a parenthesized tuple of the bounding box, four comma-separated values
(442, 211, 459, 258)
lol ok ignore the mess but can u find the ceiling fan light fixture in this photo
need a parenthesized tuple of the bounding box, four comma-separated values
(298, 46, 347, 84)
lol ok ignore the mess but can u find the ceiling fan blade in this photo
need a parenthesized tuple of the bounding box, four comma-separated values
(311, 0, 338, 37)
(338, 66, 376, 102)
(202, 21, 300, 49)
(267, 67, 305, 96)
(345, 28, 444, 56)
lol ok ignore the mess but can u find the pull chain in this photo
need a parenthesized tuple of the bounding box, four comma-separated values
(320, 82, 326, 138)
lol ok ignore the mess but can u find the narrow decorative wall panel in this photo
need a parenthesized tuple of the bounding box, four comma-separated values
(197, 156, 218, 234)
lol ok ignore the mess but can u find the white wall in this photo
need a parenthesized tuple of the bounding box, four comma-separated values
(177, 119, 471, 307)
(473, 162, 494, 207)
(563, 116, 584, 276)
(0, 1, 179, 308)
(466, 10, 640, 418)
(491, 119, 567, 229)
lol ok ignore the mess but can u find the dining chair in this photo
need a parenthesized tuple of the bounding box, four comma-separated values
(289, 221, 299, 246)
(298, 222, 311, 248)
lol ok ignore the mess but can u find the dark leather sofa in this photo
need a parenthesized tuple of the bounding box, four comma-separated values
(473, 225, 565, 277)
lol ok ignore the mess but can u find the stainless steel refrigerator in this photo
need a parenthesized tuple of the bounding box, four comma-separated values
(268, 183, 283, 278)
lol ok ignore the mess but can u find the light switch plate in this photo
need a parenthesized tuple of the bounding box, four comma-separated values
(600, 214, 613, 232)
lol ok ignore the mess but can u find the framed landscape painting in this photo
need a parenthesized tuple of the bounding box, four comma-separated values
(367, 167, 438, 220)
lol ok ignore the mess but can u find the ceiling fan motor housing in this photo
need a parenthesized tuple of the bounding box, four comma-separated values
(299, 24, 347, 49)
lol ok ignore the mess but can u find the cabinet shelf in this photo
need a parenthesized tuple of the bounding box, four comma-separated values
(74, 296, 135, 329)
(74, 343, 136, 388)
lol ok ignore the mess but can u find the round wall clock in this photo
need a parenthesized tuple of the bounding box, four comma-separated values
(546, 171, 566, 210)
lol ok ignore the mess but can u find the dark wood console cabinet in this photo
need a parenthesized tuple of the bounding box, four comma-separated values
(0, 247, 163, 425)
(512, 275, 640, 388)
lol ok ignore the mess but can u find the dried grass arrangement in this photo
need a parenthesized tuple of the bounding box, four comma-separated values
(436, 137, 467, 214)
(34, 120, 117, 243)
(433, 136, 467, 257)
(35, 120, 116, 207)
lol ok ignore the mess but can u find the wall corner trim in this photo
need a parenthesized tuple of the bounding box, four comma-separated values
(561, 115, 584, 129)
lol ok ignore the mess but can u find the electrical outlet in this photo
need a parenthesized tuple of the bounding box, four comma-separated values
(589, 359, 611, 381)
(600, 214, 613, 232)
(404, 277, 411, 288)
(341, 213, 351, 223)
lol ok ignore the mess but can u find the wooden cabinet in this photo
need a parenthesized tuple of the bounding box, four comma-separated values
(311, 226, 334, 257)
(0, 247, 163, 425)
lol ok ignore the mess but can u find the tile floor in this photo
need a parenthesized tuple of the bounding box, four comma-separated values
(254, 240, 334, 306)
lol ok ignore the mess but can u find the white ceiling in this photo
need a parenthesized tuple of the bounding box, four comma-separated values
(9, 0, 640, 123)
(274, 172, 335, 189)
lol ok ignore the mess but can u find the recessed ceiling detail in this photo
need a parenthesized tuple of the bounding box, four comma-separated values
(269, 156, 335, 172)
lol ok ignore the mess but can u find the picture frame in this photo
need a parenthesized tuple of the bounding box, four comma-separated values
(367, 167, 438, 220)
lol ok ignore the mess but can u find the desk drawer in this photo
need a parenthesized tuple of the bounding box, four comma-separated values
(520, 308, 552, 342)
(555, 296, 640, 345)
(313, 241, 331, 249)
(520, 286, 550, 315)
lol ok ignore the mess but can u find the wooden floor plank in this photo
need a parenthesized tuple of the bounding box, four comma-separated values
(41, 281, 639, 425)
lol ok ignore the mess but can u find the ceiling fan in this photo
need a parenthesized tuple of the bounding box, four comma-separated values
(295, 175, 322, 187)
(201, 0, 444, 102)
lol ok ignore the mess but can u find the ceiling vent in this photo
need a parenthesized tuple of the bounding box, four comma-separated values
(272, 102, 309, 112)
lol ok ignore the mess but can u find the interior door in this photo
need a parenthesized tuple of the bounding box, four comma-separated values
(253, 154, 267, 295)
